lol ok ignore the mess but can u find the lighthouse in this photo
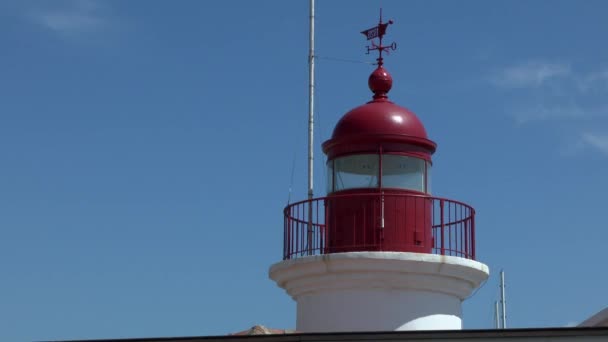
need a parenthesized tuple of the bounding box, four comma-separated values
(269, 14, 489, 332)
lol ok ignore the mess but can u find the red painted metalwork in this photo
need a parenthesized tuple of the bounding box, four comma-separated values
(323, 15, 435, 161)
(368, 66, 392, 100)
(361, 8, 396, 67)
(283, 193, 476, 260)
(281, 12, 476, 262)
(311, 13, 442, 257)
(322, 101, 436, 161)
(325, 189, 432, 254)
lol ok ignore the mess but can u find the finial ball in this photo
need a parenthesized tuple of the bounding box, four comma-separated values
(368, 66, 393, 98)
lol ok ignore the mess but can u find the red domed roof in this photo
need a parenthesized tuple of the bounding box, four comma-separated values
(322, 66, 436, 160)
(331, 100, 429, 140)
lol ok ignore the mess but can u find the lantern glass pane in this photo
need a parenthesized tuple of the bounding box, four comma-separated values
(333, 154, 379, 191)
(426, 161, 432, 194)
(326, 160, 334, 193)
(381, 154, 425, 192)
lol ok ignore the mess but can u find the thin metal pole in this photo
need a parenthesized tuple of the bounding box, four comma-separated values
(494, 301, 500, 329)
(500, 270, 507, 329)
(306, 0, 315, 255)
(440, 199, 445, 255)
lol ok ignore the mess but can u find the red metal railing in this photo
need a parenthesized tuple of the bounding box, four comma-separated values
(283, 193, 476, 260)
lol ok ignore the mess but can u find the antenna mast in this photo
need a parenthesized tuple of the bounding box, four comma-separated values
(494, 301, 501, 329)
(306, 0, 315, 254)
(500, 270, 507, 328)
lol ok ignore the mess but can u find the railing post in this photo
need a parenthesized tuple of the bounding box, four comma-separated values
(307, 200, 313, 255)
(296, 204, 300, 257)
(464, 213, 469, 259)
(471, 210, 476, 260)
(440, 199, 445, 255)
(286, 206, 292, 260)
(323, 198, 328, 254)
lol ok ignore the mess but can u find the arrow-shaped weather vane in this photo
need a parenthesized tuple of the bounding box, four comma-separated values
(361, 9, 397, 66)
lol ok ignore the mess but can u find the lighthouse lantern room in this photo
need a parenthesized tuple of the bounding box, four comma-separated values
(270, 13, 489, 332)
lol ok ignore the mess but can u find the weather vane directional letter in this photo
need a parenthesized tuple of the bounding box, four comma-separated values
(361, 9, 396, 66)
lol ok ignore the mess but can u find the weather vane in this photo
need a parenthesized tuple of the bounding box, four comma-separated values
(360, 9, 396, 66)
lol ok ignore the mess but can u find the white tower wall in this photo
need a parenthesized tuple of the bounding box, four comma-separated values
(269, 252, 489, 332)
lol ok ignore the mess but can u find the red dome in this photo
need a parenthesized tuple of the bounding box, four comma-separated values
(322, 67, 436, 160)
(332, 101, 428, 140)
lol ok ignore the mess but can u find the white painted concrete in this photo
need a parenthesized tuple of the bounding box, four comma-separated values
(269, 252, 489, 332)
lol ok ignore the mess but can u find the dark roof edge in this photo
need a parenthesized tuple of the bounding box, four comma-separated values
(43, 327, 608, 342)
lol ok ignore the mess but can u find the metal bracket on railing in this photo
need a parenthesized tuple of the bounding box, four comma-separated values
(381, 191, 385, 229)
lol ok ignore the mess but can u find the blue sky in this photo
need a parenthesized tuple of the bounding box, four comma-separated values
(1, 0, 608, 341)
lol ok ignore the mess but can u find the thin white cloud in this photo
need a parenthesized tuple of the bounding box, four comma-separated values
(30, 0, 107, 36)
(512, 104, 608, 124)
(37, 11, 102, 33)
(581, 133, 608, 156)
(489, 62, 608, 125)
(512, 104, 586, 124)
(577, 69, 608, 93)
(490, 62, 571, 88)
